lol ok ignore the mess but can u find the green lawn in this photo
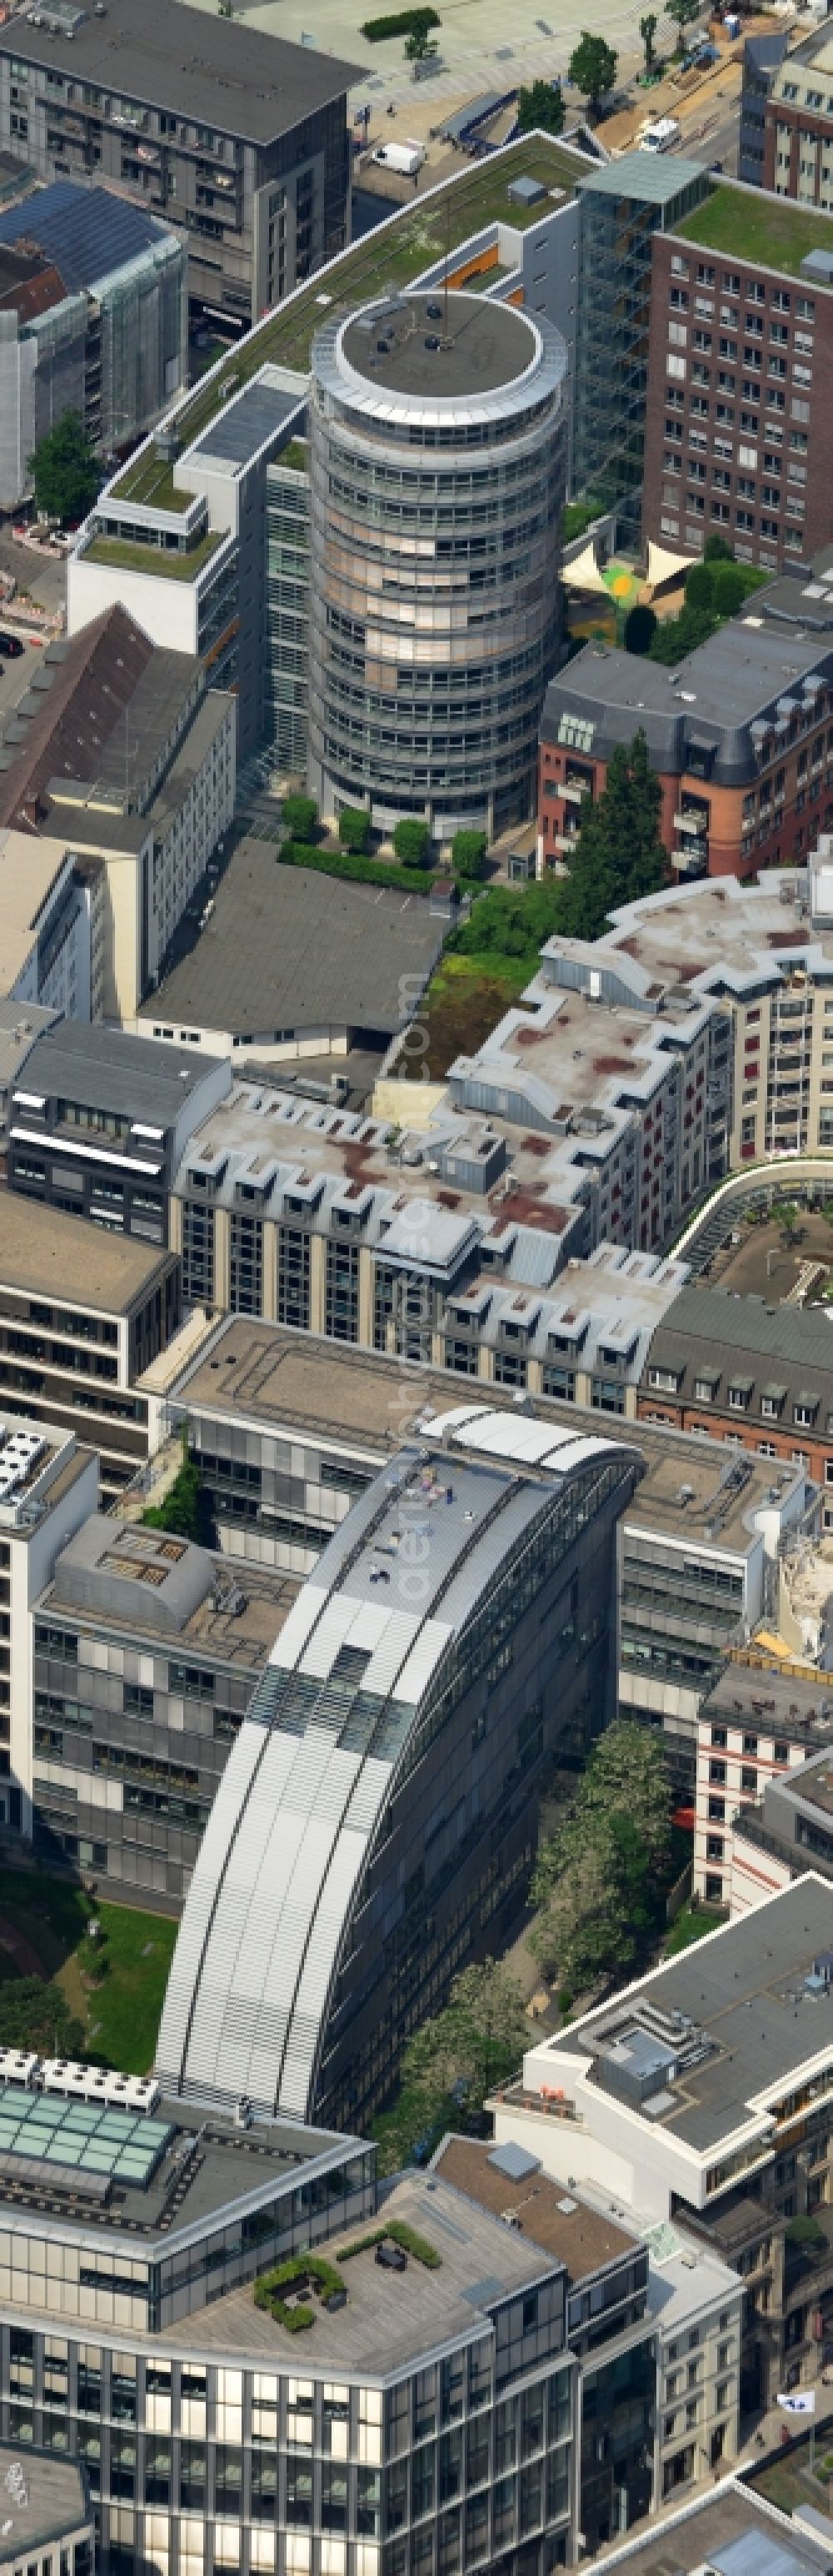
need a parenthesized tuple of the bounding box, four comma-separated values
(0, 1865, 177, 2074)
(399, 950, 531, 1079)
(676, 183, 833, 279)
(111, 455, 192, 512)
(664, 1901, 721, 1955)
(82, 530, 223, 582)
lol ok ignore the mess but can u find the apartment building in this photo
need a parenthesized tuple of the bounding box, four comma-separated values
(764, 20, 833, 207)
(30, 1512, 298, 1904)
(693, 1657, 833, 1908)
(0, 999, 58, 1178)
(0, 0, 359, 327)
(0, 181, 186, 511)
(0, 1195, 179, 1501)
(639, 1280, 833, 1492)
(546, 856, 833, 1169)
(538, 615, 833, 884)
(642, 177, 833, 573)
(0, 606, 235, 1021)
(493, 1876, 833, 2409)
(0, 1412, 96, 1840)
(7, 1021, 229, 1246)
(0, 831, 95, 1025)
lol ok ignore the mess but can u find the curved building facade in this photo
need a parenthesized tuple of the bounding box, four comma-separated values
(157, 1409, 641, 2133)
(307, 289, 568, 841)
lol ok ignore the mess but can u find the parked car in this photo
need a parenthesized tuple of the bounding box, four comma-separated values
(0, 632, 24, 658)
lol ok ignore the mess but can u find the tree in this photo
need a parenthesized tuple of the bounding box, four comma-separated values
(709, 561, 748, 619)
(684, 558, 715, 612)
(665, 0, 699, 51)
(567, 32, 618, 112)
(772, 1198, 800, 1245)
(393, 817, 431, 865)
(338, 807, 371, 854)
(282, 793, 317, 843)
(556, 729, 666, 940)
(704, 531, 735, 563)
(29, 410, 101, 526)
(451, 828, 488, 879)
(405, 17, 436, 58)
(516, 77, 565, 135)
(530, 1722, 671, 1991)
(640, 9, 657, 68)
(373, 1960, 530, 2173)
(623, 602, 657, 655)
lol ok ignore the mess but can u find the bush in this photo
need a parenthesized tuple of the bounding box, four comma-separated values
(338, 806, 371, 854)
(684, 559, 714, 611)
(623, 603, 657, 655)
(393, 817, 431, 865)
(451, 828, 488, 879)
(709, 561, 748, 618)
(704, 531, 734, 562)
(282, 792, 317, 843)
(361, 2, 438, 32)
(254, 2253, 346, 2330)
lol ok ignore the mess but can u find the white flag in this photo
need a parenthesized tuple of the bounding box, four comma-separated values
(777, 2390, 816, 2414)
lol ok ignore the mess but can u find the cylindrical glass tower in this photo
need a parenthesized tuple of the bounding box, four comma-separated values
(307, 287, 567, 840)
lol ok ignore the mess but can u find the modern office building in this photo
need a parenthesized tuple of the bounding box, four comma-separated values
(0, 1411, 97, 1839)
(0, 0, 360, 328)
(0, 181, 186, 511)
(0, 831, 95, 1025)
(30, 1512, 299, 1901)
(537, 615, 833, 883)
(7, 1021, 230, 1246)
(642, 176, 833, 571)
(571, 152, 709, 538)
(638, 1278, 833, 1488)
(66, 135, 592, 780)
(0, 1194, 180, 1502)
(493, 1873, 833, 2409)
(0, 999, 58, 1178)
(0, 605, 235, 1021)
(157, 1409, 641, 2130)
(141, 1311, 805, 1798)
(0, 2057, 586, 2576)
(307, 289, 568, 840)
(692, 1657, 833, 1912)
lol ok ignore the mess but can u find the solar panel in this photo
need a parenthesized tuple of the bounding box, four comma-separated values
(0, 2087, 172, 2187)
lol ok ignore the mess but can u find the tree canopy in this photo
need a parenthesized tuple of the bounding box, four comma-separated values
(665, 0, 699, 45)
(29, 410, 101, 526)
(556, 728, 667, 939)
(516, 78, 565, 135)
(568, 32, 618, 108)
(530, 1722, 672, 1992)
(373, 1960, 530, 2172)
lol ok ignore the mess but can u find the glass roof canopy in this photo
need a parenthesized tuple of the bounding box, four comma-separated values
(0, 2093, 173, 2185)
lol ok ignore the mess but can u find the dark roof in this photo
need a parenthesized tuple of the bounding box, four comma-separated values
(642, 1280, 833, 1427)
(0, 606, 202, 831)
(139, 835, 445, 1042)
(0, 2444, 90, 2561)
(599, 2479, 833, 2574)
(0, 180, 169, 291)
(0, 0, 362, 147)
(541, 621, 833, 789)
(17, 1020, 225, 1127)
(342, 292, 536, 398)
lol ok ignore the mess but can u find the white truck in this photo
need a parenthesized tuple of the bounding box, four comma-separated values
(372, 138, 426, 175)
(639, 116, 681, 152)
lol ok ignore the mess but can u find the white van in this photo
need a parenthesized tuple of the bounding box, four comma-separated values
(639, 117, 681, 152)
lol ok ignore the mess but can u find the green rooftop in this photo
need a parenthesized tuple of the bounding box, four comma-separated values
(674, 180, 833, 281)
(110, 453, 193, 513)
(82, 530, 224, 581)
(170, 133, 590, 449)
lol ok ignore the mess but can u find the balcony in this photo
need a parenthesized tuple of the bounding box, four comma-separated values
(672, 840, 708, 877)
(674, 806, 709, 835)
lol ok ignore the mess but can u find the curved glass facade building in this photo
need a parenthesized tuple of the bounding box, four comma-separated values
(307, 289, 568, 840)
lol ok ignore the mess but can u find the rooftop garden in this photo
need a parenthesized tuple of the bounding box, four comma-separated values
(674, 181, 833, 280)
(82, 529, 225, 582)
(253, 2225, 441, 2329)
(110, 453, 192, 513)
(168, 134, 589, 449)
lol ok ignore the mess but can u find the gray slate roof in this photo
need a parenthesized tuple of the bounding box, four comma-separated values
(0, 0, 362, 143)
(18, 1019, 224, 1126)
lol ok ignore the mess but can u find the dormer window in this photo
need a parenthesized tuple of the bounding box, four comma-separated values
(648, 1364, 682, 1393)
(761, 1386, 786, 1419)
(694, 1373, 719, 1403)
(727, 1379, 753, 1412)
(795, 1393, 819, 1428)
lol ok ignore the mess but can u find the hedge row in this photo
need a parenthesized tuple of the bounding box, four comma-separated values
(339, 2221, 441, 2269)
(278, 840, 433, 897)
(361, 4, 439, 35)
(254, 2252, 345, 2333)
